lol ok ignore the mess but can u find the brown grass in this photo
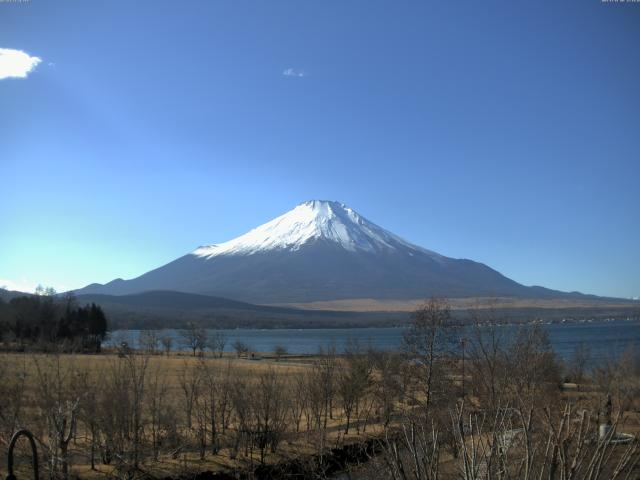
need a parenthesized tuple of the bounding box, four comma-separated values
(0, 351, 381, 479)
(268, 296, 640, 312)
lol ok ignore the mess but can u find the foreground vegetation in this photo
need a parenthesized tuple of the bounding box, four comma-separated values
(0, 299, 638, 479)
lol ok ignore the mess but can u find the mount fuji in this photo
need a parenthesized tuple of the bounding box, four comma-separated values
(75, 200, 580, 304)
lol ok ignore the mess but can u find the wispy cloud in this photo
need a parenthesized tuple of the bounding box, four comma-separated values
(0, 48, 42, 80)
(282, 68, 307, 78)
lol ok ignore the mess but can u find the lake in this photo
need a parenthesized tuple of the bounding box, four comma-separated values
(110, 319, 640, 363)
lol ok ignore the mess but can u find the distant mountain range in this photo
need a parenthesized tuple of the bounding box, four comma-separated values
(75, 200, 595, 304)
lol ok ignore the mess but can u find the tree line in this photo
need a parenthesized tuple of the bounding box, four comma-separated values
(0, 290, 108, 352)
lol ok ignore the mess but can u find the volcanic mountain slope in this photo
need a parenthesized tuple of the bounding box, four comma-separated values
(76, 200, 587, 304)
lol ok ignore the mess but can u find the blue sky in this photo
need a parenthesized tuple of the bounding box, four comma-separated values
(1, 1, 639, 298)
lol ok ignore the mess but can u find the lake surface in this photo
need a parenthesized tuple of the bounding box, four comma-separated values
(111, 319, 639, 363)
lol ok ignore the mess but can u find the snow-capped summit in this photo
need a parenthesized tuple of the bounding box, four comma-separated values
(192, 200, 438, 258)
(75, 200, 574, 304)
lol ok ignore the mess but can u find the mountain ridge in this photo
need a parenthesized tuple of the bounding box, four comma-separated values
(74, 200, 600, 304)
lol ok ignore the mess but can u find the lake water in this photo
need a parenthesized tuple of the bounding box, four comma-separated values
(111, 319, 640, 363)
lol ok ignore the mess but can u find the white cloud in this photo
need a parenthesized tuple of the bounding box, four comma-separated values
(0, 277, 71, 294)
(0, 277, 39, 293)
(0, 48, 42, 80)
(282, 68, 307, 78)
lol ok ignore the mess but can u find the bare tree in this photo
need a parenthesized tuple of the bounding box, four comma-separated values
(123, 353, 149, 470)
(337, 340, 372, 434)
(251, 368, 289, 462)
(371, 349, 403, 429)
(568, 341, 591, 384)
(161, 335, 173, 355)
(305, 369, 325, 440)
(179, 360, 202, 430)
(506, 325, 561, 411)
(78, 368, 100, 470)
(146, 364, 169, 461)
(32, 355, 82, 479)
(403, 298, 455, 412)
(0, 354, 27, 445)
(180, 322, 208, 356)
(193, 366, 209, 460)
(317, 344, 337, 428)
(273, 344, 288, 361)
(35, 284, 57, 296)
(382, 401, 640, 480)
(288, 372, 309, 433)
(465, 303, 512, 413)
(217, 361, 235, 433)
(382, 418, 441, 480)
(209, 330, 227, 358)
(229, 372, 251, 459)
(233, 340, 250, 358)
(97, 359, 127, 466)
(305, 344, 338, 456)
(138, 330, 159, 354)
(199, 359, 225, 454)
(594, 346, 640, 422)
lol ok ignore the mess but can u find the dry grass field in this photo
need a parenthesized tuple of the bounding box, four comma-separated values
(0, 351, 395, 479)
(271, 296, 640, 313)
(1, 302, 638, 479)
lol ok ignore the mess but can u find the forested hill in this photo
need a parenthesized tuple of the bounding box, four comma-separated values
(75, 290, 400, 330)
(0, 292, 108, 351)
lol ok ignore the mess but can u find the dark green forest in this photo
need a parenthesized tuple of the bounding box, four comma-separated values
(0, 293, 108, 352)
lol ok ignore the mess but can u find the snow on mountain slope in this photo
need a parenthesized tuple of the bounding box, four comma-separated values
(192, 200, 441, 258)
(74, 200, 586, 304)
